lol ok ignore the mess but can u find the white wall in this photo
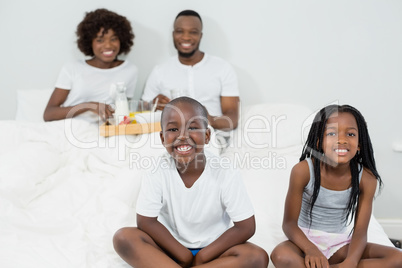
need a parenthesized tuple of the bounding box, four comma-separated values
(1, 0, 401, 219)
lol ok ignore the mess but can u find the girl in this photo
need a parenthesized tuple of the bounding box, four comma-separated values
(44, 8, 137, 122)
(271, 104, 402, 268)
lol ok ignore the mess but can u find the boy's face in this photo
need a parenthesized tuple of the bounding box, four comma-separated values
(160, 102, 210, 166)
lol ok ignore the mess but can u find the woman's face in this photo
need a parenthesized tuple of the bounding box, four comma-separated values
(91, 28, 120, 67)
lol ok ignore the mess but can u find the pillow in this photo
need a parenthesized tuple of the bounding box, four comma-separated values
(15, 89, 53, 122)
(229, 102, 315, 151)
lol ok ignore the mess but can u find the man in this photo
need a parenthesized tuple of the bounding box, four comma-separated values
(141, 10, 240, 131)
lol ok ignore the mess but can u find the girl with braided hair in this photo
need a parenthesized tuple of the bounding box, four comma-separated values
(271, 104, 402, 268)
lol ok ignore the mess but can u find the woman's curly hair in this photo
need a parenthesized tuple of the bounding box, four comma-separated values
(76, 8, 134, 57)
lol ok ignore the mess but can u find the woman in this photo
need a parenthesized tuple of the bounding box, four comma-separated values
(44, 8, 137, 122)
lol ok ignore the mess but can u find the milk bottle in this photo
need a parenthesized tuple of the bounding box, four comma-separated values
(114, 82, 129, 124)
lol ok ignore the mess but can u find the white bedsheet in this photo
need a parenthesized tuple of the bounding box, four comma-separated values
(0, 119, 165, 268)
(0, 118, 394, 268)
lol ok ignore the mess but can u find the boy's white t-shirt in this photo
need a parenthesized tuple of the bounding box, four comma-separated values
(136, 152, 254, 248)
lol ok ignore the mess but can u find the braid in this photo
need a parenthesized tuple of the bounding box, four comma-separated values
(344, 106, 382, 189)
(300, 105, 331, 226)
(346, 158, 360, 225)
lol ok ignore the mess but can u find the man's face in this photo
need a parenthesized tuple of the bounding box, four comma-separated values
(173, 16, 203, 58)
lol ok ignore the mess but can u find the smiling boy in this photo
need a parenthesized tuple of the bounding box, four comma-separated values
(113, 97, 268, 267)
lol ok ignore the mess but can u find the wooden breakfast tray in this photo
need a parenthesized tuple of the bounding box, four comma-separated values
(100, 121, 161, 137)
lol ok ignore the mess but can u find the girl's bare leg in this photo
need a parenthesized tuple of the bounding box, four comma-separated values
(270, 240, 306, 268)
(329, 242, 402, 268)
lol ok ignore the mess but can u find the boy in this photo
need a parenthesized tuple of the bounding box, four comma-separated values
(113, 97, 268, 267)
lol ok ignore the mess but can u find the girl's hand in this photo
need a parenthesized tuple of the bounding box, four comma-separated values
(304, 247, 329, 268)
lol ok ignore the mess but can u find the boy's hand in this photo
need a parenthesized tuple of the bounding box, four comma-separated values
(192, 249, 207, 266)
(176, 249, 193, 268)
(137, 215, 193, 267)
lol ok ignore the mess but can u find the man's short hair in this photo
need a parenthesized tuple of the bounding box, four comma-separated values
(175, 10, 202, 25)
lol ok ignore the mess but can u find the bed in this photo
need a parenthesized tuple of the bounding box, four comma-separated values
(0, 90, 394, 268)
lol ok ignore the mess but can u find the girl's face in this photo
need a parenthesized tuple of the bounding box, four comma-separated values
(322, 112, 359, 165)
(91, 28, 120, 67)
